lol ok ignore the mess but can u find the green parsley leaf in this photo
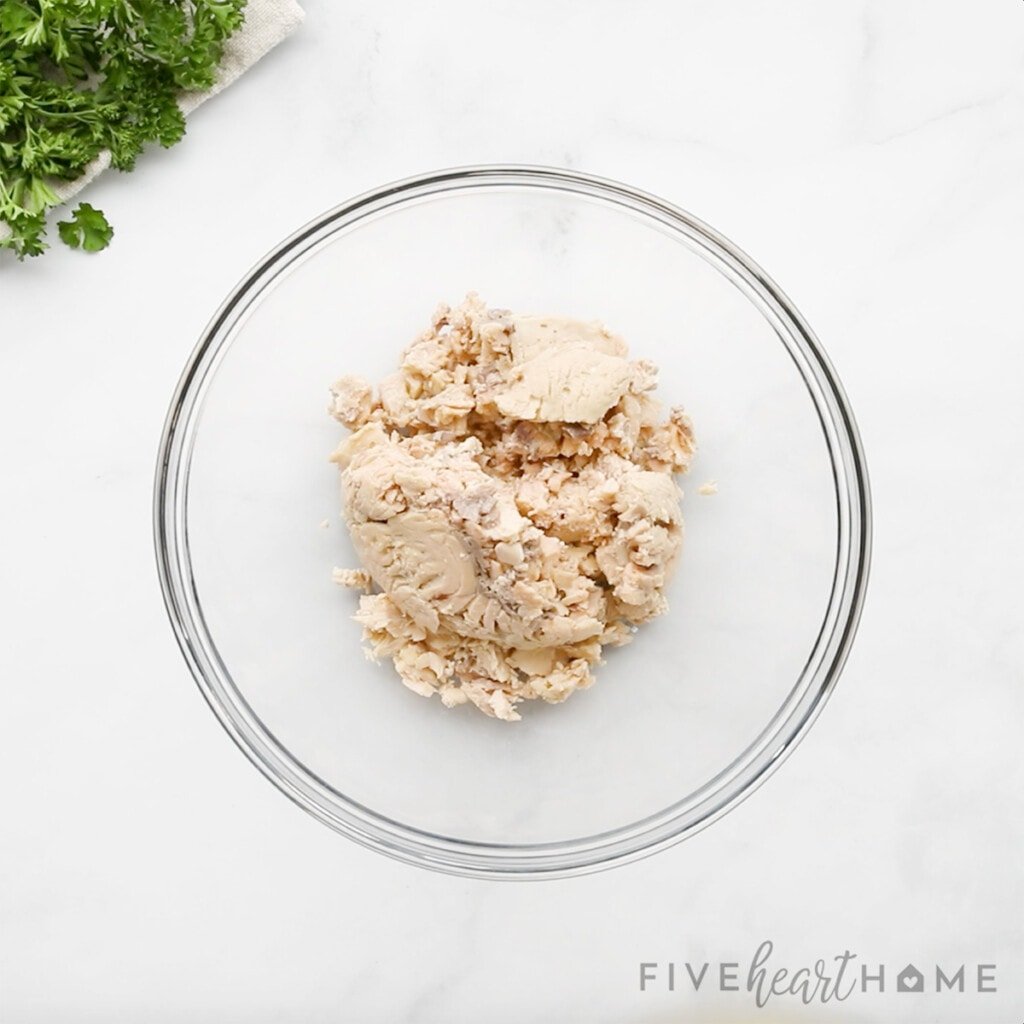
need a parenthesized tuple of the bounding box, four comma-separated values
(57, 202, 114, 252)
(0, 0, 248, 259)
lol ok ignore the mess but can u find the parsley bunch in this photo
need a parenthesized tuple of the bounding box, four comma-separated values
(1, 0, 246, 259)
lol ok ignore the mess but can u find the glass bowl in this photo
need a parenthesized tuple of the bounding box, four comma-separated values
(154, 166, 871, 879)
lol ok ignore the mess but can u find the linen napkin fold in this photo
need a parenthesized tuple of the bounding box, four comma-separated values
(0, 0, 304, 240)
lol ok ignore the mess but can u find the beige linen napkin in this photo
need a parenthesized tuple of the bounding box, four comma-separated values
(1, 0, 304, 240)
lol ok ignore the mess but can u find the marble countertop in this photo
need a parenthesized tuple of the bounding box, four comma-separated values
(2, 2, 1022, 1021)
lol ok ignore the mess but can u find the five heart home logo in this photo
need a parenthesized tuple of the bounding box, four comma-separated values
(639, 940, 998, 1010)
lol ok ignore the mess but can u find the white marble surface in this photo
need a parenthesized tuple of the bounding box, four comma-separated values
(2, 1, 1022, 1021)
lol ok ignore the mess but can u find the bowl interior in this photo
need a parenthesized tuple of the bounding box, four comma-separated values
(180, 183, 838, 848)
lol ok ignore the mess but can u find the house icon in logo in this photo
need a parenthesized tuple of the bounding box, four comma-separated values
(897, 964, 925, 993)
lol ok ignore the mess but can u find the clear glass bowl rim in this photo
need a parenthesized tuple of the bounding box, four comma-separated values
(153, 164, 872, 880)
